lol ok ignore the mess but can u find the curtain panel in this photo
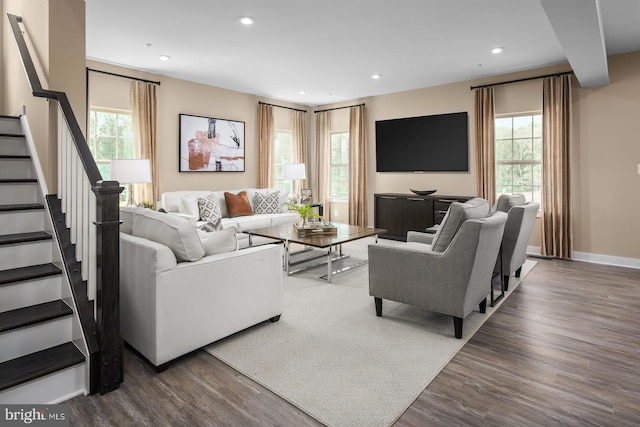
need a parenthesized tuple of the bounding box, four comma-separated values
(474, 86, 496, 205)
(257, 103, 275, 188)
(314, 111, 331, 218)
(541, 75, 573, 259)
(131, 81, 159, 204)
(291, 110, 308, 194)
(348, 105, 367, 226)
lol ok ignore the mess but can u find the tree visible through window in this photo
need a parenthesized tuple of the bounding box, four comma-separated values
(330, 132, 349, 199)
(274, 130, 293, 194)
(89, 108, 133, 204)
(495, 113, 542, 203)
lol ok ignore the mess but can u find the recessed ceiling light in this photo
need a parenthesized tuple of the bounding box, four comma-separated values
(240, 16, 254, 25)
(158, 55, 171, 61)
(491, 47, 503, 54)
(298, 90, 306, 95)
(371, 74, 382, 79)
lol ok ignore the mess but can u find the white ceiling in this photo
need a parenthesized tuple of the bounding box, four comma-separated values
(86, 0, 640, 107)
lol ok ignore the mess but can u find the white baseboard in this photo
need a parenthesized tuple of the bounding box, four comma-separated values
(527, 246, 640, 270)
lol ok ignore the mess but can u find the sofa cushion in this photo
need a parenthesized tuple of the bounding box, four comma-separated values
(254, 191, 282, 214)
(132, 208, 205, 262)
(231, 215, 272, 232)
(179, 197, 200, 219)
(494, 193, 527, 213)
(200, 226, 238, 255)
(431, 198, 490, 252)
(225, 191, 253, 217)
(162, 190, 211, 213)
(198, 194, 222, 223)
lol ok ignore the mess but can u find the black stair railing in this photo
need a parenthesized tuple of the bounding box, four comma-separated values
(7, 13, 123, 395)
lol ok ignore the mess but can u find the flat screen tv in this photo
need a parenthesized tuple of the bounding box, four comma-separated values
(375, 112, 468, 172)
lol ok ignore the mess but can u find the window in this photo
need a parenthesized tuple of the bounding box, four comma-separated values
(88, 108, 133, 204)
(330, 132, 349, 199)
(273, 130, 293, 194)
(495, 113, 542, 203)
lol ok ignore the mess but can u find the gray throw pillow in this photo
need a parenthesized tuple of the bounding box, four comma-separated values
(198, 194, 222, 222)
(254, 191, 281, 214)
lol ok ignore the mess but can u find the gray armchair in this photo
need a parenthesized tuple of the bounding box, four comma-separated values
(494, 201, 539, 290)
(368, 210, 507, 338)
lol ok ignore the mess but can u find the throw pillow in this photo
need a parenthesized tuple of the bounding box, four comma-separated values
(254, 191, 282, 214)
(224, 191, 253, 217)
(198, 219, 223, 232)
(431, 198, 490, 252)
(201, 226, 238, 256)
(132, 208, 205, 262)
(198, 195, 222, 223)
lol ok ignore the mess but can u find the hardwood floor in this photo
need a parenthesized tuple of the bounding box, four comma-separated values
(66, 258, 640, 426)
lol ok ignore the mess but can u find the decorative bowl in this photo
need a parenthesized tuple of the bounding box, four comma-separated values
(409, 189, 437, 196)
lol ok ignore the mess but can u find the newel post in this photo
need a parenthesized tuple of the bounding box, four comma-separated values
(93, 180, 124, 394)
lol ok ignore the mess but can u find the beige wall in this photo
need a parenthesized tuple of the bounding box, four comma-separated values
(87, 60, 311, 198)
(2, 0, 86, 192)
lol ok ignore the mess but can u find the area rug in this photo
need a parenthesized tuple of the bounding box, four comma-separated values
(205, 238, 536, 427)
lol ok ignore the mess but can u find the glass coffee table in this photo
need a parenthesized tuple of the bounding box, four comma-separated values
(248, 223, 386, 283)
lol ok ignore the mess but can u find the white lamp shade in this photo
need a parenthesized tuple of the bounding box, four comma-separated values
(283, 163, 306, 180)
(110, 159, 152, 184)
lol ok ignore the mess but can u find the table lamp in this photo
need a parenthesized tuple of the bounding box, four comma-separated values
(110, 159, 152, 206)
(283, 163, 306, 203)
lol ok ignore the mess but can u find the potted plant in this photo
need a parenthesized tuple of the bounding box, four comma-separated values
(285, 202, 320, 227)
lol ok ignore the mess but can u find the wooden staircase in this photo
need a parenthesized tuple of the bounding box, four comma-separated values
(0, 115, 86, 403)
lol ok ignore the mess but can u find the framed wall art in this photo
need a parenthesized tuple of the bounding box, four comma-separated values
(179, 113, 245, 172)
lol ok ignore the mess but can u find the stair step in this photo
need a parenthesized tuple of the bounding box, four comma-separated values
(0, 300, 72, 333)
(0, 179, 37, 184)
(0, 203, 44, 212)
(0, 155, 30, 159)
(0, 264, 61, 287)
(0, 133, 25, 138)
(0, 231, 51, 247)
(0, 342, 85, 392)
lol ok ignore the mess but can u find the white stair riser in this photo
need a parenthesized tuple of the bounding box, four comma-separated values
(0, 183, 38, 204)
(0, 276, 62, 312)
(0, 363, 85, 404)
(0, 118, 22, 135)
(0, 241, 52, 270)
(0, 317, 72, 363)
(0, 210, 45, 234)
(0, 137, 27, 156)
(0, 159, 34, 179)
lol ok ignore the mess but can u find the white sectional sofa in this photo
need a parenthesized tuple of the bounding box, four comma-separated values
(118, 206, 284, 370)
(161, 188, 299, 248)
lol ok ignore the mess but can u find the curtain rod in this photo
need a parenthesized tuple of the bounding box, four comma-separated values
(87, 68, 161, 85)
(470, 71, 573, 90)
(314, 103, 365, 113)
(258, 101, 307, 113)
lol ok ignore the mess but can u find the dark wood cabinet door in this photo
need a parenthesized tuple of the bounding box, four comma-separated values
(375, 195, 404, 239)
(404, 197, 434, 233)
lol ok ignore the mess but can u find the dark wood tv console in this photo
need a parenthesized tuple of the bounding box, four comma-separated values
(374, 193, 472, 241)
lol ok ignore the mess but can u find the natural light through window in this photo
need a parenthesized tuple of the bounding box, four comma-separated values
(274, 130, 293, 194)
(330, 132, 349, 199)
(495, 113, 542, 203)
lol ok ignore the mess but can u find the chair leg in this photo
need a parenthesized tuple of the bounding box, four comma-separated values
(504, 275, 510, 291)
(374, 297, 382, 316)
(453, 317, 463, 339)
(515, 266, 522, 278)
(479, 298, 487, 313)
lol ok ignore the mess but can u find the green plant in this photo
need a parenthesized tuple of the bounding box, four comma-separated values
(285, 202, 320, 226)
(139, 201, 156, 210)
